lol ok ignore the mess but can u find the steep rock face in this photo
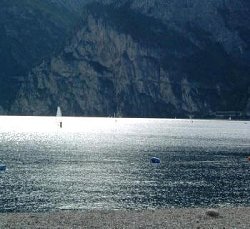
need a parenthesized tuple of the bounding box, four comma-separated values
(9, 1, 250, 117)
(49, 0, 91, 12)
(0, 0, 82, 111)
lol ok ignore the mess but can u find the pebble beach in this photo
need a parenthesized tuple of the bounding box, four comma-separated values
(0, 207, 249, 228)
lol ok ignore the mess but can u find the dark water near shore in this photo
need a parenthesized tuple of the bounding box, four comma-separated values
(0, 117, 250, 212)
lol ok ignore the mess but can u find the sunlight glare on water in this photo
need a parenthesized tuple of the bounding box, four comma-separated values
(0, 116, 118, 133)
(0, 116, 250, 212)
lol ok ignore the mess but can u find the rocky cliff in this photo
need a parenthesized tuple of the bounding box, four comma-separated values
(2, 1, 250, 117)
(0, 0, 83, 112)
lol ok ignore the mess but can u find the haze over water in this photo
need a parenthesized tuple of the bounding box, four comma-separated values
(0, 116, 250, 212)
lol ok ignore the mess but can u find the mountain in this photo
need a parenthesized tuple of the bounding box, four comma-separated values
(2, 0, 250, 118)
(0, 0, 84, 112)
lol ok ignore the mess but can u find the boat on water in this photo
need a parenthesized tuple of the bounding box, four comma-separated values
(56, 106, 63, 128)
(56, 106, 62, 117)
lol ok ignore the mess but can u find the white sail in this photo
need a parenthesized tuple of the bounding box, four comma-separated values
(56, 106, 62, 117)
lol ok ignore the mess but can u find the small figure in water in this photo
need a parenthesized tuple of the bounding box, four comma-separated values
(0, 164, 6, 171)
(59, 121, 62, 128)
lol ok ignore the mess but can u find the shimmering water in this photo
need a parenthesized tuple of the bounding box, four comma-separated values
(0, 117, 250, 212)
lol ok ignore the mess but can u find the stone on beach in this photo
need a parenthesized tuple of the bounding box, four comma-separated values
(205, 209, 220, 218)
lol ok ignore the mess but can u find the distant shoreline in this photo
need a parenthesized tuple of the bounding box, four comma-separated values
(1, 207, 249, 228)
(0, 115, 249, 121)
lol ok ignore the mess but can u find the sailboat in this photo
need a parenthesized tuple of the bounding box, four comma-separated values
(56, 106, 63, 128)
(56, 106, 62, 117)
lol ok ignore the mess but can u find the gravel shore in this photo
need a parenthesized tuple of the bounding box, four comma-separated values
(0, 207, 249, 228)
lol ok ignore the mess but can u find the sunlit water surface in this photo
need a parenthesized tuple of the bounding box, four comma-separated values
(0, 116, 250, 212)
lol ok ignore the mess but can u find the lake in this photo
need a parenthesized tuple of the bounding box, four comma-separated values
(0, 116, 250, 212)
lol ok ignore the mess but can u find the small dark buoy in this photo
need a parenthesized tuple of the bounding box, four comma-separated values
(150, 157, 160, 164)
(0, 164, 6, 171)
